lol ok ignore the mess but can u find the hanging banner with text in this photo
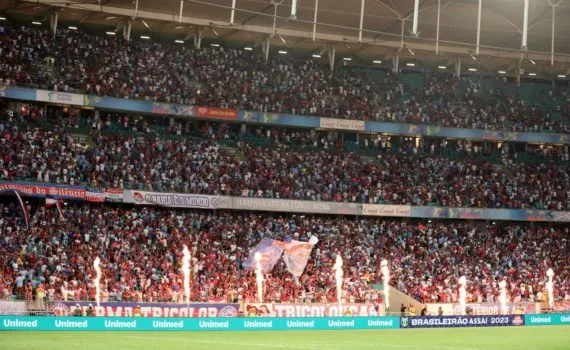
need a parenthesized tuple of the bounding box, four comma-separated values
(49, 301, 239, 318)
(243, 303, 384, 317)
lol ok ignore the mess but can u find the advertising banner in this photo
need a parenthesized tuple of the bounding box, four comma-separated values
(0, 301, 26, 315)
(85, 188, 105, 203)
(243, 303, 384, 317)
(399, 315, 525, 328)
(0, 182, 86, 200)
(195, 106, 238, 120)
(426, 302, 539, 316)
(232, 197, 362, 215)
(84, 95, 153, 114)
(0, 316, 399, 331)
(104, 188, 124, 203)
(124, 190, 229, 209)
(151, 102, 195, 117)
(524, 314, 570, 326)
(362, 204, 411, 217)
(50, 301, 239, 318)
(553, 302, 570, 313)
(0, 86, 37, 100)
(240, 111, 321, 128)
(320, 118, 365, 131)
(36, 90, 84, 106)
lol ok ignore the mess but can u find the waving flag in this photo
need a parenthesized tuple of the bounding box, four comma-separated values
(46, 195, 65, 219)
(243, 238, 285, 273)
(282, 236, 318, 277)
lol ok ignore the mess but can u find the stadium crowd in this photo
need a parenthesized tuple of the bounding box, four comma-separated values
(1, 23, 569, 132)
(0, 202, 568, 305)
(1, 119, 569, 210)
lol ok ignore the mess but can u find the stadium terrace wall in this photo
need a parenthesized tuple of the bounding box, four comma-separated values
(2, 85, 569, 145)
(1, 315, 569, 331)
(2, 182, 570, 222)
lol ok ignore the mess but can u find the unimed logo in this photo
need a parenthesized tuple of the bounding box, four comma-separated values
(529, 316, 551, 324)
(561, 316, 570, 324)
(3, 319, 38, 328)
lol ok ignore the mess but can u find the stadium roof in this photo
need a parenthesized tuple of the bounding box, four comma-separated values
(3, 0, 570, 77)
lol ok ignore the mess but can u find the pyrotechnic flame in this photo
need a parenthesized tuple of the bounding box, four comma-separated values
(333, 254, 344, 306)
(546, 268, 554, 309)
(93, 257, 101, 307)
(458, 276, 467, 315)
(499, 280, 508, 314)
(381, 259, 390, 309)
(182, 245, 191, 307)
(254, 252, 264, 303)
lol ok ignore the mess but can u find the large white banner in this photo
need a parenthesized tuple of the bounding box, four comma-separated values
(36, 90, 84, 106)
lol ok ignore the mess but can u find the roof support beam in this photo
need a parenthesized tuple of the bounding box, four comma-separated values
(272, 4, 277, 36)
(412, 0, 419, 37)
(551, 3, 556, 66)
(291, 0, 298, 18)
(476, 0, 481, 56)
(435, 0, 440, 55)
(522, 0, 529, 51)
(49, 10, 58, 36)
(328, 46, 336, 71)
(230, 0, 236, 25)
(312, 0, 318, 41)
(358, 0, 365, 42)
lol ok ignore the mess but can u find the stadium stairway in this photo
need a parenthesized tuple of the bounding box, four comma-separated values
(388, 286, 426, 316)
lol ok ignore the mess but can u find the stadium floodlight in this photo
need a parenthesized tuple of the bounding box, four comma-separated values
(438, 65, 446, 69)
(106, 31, 116, 36)
(210, 43, 220, 47)
(468, 68, 477, 72)
(372, 60, 382, 64)
(68, 26, 78, 30)
(406, 63, 415, 67)
(528, 59, 536, 65)
(407, 48, 415, 56)
(244, 47, 253, 51)
(558, 74, 567, 78)
(106, 16, 116, 20)
(140, 35, 150, 40)
(278, 50, 287, 54)
(471, 55, 477, 61)
(312, 54, 321, 58)
(498, 70, 507, 74)
(278, 35, 288, 45)
(175, 40, 184, 44)
(0, 16, 6, 21)
(141, 20, 150, 29)
(528, 72, 536, 76)
(32, 21, 42, 25)
(343, 57, 352, 61)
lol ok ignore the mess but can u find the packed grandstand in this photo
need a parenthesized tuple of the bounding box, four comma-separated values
(0, 18, 569, 317)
